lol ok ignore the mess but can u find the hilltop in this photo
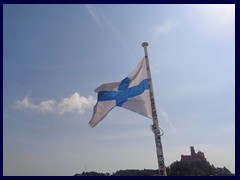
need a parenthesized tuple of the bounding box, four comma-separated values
(74, 146, 234, 176)
(74, 161, 234, 176)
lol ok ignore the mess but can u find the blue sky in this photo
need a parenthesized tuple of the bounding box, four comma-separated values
(3, 4, 235, 175)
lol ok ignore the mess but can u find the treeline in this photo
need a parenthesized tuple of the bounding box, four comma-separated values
(74, 169, 158, 176)
(74, 160, 234, 176)
(167, 160, 234, 176)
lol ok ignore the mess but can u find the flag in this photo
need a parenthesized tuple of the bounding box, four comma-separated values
(89, 57, 152, 127)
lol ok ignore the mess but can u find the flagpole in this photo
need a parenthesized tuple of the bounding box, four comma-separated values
(142, 42, 167, 176)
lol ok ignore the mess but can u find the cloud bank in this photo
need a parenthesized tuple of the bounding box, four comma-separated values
(15, 92, 96, 114)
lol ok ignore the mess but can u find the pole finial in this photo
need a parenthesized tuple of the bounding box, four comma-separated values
(142, 42, 148, 47)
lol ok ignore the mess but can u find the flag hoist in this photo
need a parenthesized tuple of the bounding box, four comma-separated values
(89, 42, 167, 176)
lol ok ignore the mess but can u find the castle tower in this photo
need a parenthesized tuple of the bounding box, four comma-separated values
(190, 146, 195, 156)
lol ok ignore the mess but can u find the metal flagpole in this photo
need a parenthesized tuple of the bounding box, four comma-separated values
(142, 42, 167, 176)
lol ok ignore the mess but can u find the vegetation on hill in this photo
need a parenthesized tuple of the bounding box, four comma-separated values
(74, 160, 234, 176)
(167, 160, 234, 176)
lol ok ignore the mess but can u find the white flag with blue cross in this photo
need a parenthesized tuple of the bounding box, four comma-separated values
(89, 57, 152, 127)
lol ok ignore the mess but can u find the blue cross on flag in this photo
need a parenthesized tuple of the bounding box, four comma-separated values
(89, 57, 152, 127)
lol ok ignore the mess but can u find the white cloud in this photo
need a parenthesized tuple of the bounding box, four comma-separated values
(84, 4, 133, 59)
(57, 93, 95, 114)
(14, 92, 96, 115)
(38, 100, 56, 112)
(159, 108, 177, 135)
(85, 4, 102, 26)
(152, 19, 178, 38)
(15, 95, 36, 109)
